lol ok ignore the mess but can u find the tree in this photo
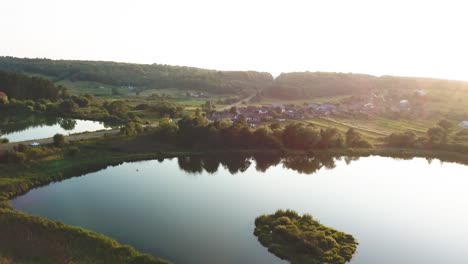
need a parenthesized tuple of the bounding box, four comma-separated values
(59, 99, 79, 113)
(229, 106, 238, 115)
(345, 128, 371, 148)
(438, 120, 454, 132)
(427, 127, 445, 144)
(103, 100, 129, 118)
(53, 133, 66, 147)
(387, 131, 418, 147)
(202, 101, 215, 113)
(59, 119, 77, 131)
(437, 119, 454, 143)
(345, 128, 360, 147)
(154, 118, 179, 140)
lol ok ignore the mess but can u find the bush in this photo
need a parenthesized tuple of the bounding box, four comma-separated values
(5, 150, 26, 164)
(14, 144, 29, 153)
(254, 210, 358, 264)
(53, 134, 66, 147)
(387, 131, 418, 148)
(0, 138, 9, 144)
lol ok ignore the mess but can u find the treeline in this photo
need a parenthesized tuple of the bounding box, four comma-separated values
(267, 72, 468, 99)
(386, 120, 468, 154)
(0, 57, 274, 94)
(0, 70, 61, 100)
(151, 114, 371, 150)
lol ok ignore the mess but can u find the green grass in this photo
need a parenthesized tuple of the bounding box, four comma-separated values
(0, 209, 170, 264)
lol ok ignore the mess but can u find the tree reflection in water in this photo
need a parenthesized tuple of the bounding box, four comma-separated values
(177, 153, 359, 175)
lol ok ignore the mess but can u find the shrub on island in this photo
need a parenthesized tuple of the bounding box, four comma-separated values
(254, 210, 358, 264)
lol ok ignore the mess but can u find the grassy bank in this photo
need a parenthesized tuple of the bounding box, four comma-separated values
(0, 209, 170, 264)
(2, 135, 468, 263)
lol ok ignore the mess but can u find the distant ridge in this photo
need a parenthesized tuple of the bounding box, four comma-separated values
(1, 56, 468, 99)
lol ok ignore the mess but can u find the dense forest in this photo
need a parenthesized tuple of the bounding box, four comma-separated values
(0, 71, 61, 101)
(2, 57, 468, 100)
(0, 57, 273, 95)
(267, 72, 468, 99)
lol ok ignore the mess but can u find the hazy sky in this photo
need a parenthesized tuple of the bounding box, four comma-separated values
(2, 0, 468, 79)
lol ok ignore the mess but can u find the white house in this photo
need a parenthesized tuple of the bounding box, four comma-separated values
(415, 89, 427, 97)
(459, 121, 468, 129)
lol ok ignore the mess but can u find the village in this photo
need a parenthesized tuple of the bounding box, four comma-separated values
(207, 89, 468, 129)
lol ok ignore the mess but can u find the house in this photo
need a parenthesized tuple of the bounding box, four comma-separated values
(399, 99, 409, 106)
(459, 121, 468, 129)
(415, 89, 427, 97)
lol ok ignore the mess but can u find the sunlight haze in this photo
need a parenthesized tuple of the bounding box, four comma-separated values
(2, 0, 468, 79)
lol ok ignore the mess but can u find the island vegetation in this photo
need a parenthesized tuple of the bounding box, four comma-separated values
(254, 210, 358, 264)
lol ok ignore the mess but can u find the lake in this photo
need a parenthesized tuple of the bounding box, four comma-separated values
(0, 114, 111, 142)
(10, 154, 468, 264)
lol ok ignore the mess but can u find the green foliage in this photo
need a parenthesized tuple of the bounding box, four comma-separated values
(71, 95, 91, 107)
(0, 209, 170, 264)
(3, 150, 27, 164)
(283, 123, 321, 149)
(120, 120, 144, 136)
(150, 100, 184, 118)
(155, 113, 369, 151)
(59, 99, 79, 113)
(201, 101, 215, 113)
(53, 133, 66, 147)
(427, 127, 446, 144)
(0, 57, 273, 95)
(254, 210, 358, 264)
(387, 131, 419, 148)
(0, 70, 61, 101)
(345, 128, 372, 148)
(153, 118, 178, 141)
(104, 100, 130, 118)
(267, 71, 468, 100)
(269, 72, 375, 99)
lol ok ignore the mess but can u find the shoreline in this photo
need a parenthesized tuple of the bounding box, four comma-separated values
(1, 139, 468, 263)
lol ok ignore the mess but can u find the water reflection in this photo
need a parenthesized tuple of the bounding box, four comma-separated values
(0, 114, 60, 135)
(58, 118, 77, 130)
(176, 153, 447, 175)
(177, 153, 358, 175)
(0, 113, 114, 142)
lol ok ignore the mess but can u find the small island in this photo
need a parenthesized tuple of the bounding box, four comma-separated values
(254, 210, 358, 264)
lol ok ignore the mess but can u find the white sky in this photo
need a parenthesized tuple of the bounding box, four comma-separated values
(1, 0, 468, 79)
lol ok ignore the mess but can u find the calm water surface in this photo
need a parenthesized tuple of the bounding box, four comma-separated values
(0, 115, 111, 142)
(10, 156, 468, 264)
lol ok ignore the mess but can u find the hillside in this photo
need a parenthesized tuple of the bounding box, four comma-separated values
(267, 72, 468, 99)
(2, 57, 468, 101)
(0, 57, 274, 96)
